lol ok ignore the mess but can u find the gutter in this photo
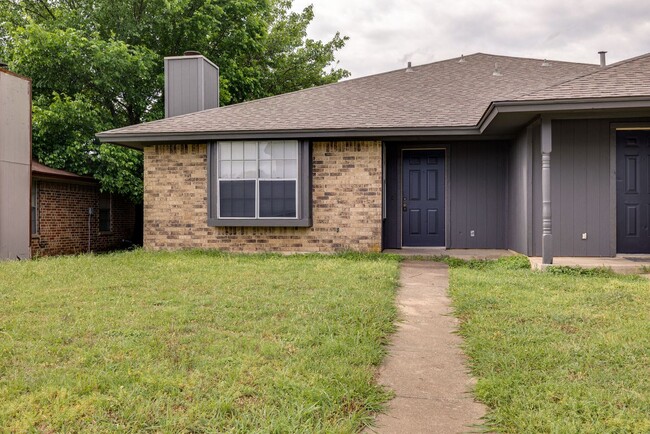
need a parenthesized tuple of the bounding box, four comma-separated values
(96, 126, 482, 148)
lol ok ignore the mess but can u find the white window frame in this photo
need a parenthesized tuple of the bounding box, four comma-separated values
(207, 140, 312, 228)
(216, 140, 299, 220)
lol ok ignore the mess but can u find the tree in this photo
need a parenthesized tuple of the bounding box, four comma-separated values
(0, 0, 349, 201)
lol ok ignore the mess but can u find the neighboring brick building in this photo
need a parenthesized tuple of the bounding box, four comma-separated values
(31, 161, 139, 257)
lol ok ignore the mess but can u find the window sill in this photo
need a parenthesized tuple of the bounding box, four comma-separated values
(208, 218, 312, 228)
(98, 231, 113, 235)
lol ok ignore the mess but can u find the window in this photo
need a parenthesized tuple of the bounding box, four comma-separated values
(31, 181, 38, 235)
(99, 193, 111, 232)
(208, 140, 311, 227)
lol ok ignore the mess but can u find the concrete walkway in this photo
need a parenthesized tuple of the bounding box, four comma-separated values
(530, 254, 650, 275)
(368, 261, 487, 434)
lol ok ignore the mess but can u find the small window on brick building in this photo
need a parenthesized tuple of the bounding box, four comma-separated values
(99, 193, 111, 232)
(31, 181, 38, 235)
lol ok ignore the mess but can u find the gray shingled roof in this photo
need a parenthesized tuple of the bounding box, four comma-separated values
(512, 53, 650, 101)
(98, 53, 600, 139)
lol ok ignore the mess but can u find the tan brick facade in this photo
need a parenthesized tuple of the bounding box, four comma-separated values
(31, 180, 137, 257)
(143, 141, 382, 252)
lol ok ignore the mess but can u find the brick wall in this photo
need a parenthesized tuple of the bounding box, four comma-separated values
(31, 180, 137, 257)
(143, 141, 382, 252)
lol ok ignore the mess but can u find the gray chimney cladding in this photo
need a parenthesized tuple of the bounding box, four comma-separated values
(164, 54, 219, 118)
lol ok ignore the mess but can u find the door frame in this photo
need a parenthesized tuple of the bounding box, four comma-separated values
(397, 146, 450, 248)
(611, 122, 650, 254)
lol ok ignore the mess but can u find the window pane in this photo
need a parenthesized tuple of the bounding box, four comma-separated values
(99, 193, 111, 232)
(272, 160, 285, 179)
(220, 180, 255, 217)
(231, 142, 244, 159)
(259, 142, 272, 160)
(99, 210, 111, 232)
(244, 161, 257, 178)
(285, 159, 298, 178)
(284, 142, 297, 159)
(231, 160, 244, 179)
(220, 142, 231, 160)
(31, 206, 37, 234)
(259, 181, 296, 218)
(272, 142, 285, 159)
(31, 182, 37, 234)
(259, 160, 272, 179)
(244, 142, 257, 160)
(220, 161, 231, 179)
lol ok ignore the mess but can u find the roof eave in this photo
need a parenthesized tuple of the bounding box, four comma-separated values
(32, 171, 97, 183)
(478, 96, 650, 133)
(96, 126, 483, 148)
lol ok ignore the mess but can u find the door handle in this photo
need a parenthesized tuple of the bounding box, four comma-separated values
(402, 201, 407, 212)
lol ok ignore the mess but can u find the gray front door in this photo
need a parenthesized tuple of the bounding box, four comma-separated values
(402, 150, 445, 247)
(617, 130, 650, 253)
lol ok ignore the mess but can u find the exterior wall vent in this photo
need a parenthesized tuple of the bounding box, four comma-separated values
(164, 53, 219, 118)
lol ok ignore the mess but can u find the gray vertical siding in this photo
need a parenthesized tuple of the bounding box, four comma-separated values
(449, 142, 507, 249)
(507, 126, 533, 254)
(532, 119, 613, 257)
(0, 71, 31, 260)
(164, 55, 219, 118)
(203, 59, 219, 110)
(382, 144, 401, 249)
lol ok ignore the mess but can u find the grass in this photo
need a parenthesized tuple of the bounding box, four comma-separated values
(0, 250, 400, 433)
(449, 256, 650, 433)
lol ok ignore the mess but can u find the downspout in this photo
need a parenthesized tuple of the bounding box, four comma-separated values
(541, 118, 553, 265)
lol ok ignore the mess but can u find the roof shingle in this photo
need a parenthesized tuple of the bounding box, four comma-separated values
(512, 53, 650, 101)
(98, 53, 599, 139)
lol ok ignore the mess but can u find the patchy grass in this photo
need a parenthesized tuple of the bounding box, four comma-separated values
(449, 256, 650, 433)
(0, 250, 400, 433)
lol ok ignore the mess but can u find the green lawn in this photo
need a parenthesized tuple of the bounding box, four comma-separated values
(0, 250, 400, 433)
(449, 257, 650, 433)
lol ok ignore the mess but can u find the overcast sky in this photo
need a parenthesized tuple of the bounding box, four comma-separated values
(291, 0, 650, 79)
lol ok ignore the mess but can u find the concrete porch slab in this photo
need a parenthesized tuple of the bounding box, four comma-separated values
(383, 248, 514, 260)
(529, 255, 650, 274)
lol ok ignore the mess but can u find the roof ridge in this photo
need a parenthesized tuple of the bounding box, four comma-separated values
(515, 52, 650, 99)
(472, 52, 598, 67)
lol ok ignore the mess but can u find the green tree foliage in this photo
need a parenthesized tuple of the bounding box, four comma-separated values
(0, 0, 349, 202)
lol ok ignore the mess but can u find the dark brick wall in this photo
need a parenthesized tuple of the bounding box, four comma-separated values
(31, 180, 137, 257)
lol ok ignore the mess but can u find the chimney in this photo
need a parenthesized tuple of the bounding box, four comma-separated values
(164, 51, 219, 118)
(598, 51, 607, 67)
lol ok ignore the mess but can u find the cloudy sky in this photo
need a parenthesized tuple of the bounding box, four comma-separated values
(291, 0, 650, 79)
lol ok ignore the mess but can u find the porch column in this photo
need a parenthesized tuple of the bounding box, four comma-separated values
(541, 118, 553, 265)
